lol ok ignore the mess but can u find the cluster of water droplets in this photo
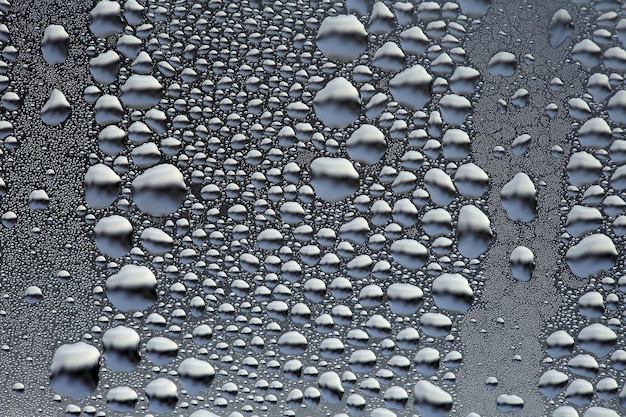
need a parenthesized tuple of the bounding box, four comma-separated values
(41, 0, 512, 416)
(538, 2, 626, 416)
(16, 0, 626, 416)
(0, 0, 18, 232)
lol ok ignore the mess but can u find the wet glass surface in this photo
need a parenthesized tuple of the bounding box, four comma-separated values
(0, 1, 625, 416)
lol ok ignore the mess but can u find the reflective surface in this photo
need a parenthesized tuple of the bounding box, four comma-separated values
(0, 1, 625, 417)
